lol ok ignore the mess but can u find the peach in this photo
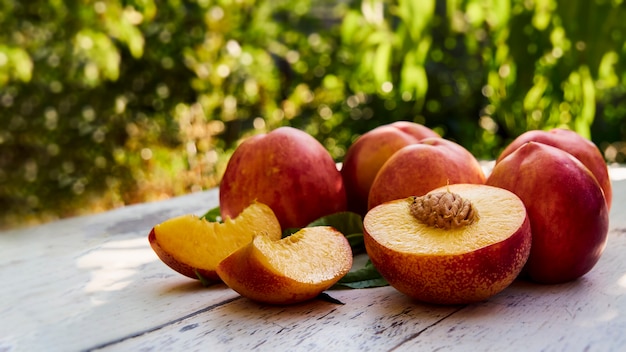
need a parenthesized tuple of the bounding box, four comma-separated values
(390, 121, 441, 139)
(367, 138, 486, 210)
(497, 128, 612, 209)
(219, 126, 347, 229)
(363, 184, 531, 304)
(216, 226, 353, 305)
(341, 122, 439, 215)
(487, 142, 609, 284)
(148, 202, 281, 281)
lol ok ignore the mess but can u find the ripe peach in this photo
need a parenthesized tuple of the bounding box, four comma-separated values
(487, 142, 609, 284)
(219, 126, 347, 229)
(497, 128, 612, 209)
(363, 184, 531, 304)
(341, 121, 439, 215)
(148, 202, 281, 281)
(367, 138, 486, 210)
(390, 121, 440, 139)
(216, 226, 353, 305)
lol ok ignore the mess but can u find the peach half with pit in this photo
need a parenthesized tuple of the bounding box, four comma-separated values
(216, 226, 353, 305)
(363, 184, 531, 304)
(148, 202, 281, 281)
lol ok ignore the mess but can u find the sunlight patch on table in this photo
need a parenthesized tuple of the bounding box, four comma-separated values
(77, 237, 157, 304)
(618, 272, 626, 289)
(577, 308, 619, 328)
(609, 166, 626, 181)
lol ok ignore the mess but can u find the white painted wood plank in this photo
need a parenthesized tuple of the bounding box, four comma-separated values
(395, 234, 626, 351)
(0, 190, 239, 352)
(89, 286, 461, 352)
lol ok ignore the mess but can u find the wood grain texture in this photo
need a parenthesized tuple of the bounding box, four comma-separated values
(0, 190, 237, 351)
(1, 168, 625, 352)
(89, 286, 462, 352)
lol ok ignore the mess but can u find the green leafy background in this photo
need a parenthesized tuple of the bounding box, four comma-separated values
(2, 0, 625, 229)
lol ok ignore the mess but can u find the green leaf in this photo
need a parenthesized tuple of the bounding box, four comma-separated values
(340, 10, 364, 45)
(305, 211, 366, 254)
(400, 52, 429, 101)
(306, 211, 363, 236)
(345, 232, 365, 254)
(334, 260, 388, 289)
(398, 0, 435, 41)
(577, 64, 595, 139)
(200, 206, 222, 222)
(317, 292, 345, 305)
(282, 227, 301, 238)
(195, 269, 219, 287)
(372, 41, 392, 87)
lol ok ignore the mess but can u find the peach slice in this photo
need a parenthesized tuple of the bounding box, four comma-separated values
(148, 202, 281, 281)
(363, 184, 531, 304)
(216, 226, 353, 305)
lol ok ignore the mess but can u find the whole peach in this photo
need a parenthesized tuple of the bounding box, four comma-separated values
(389, 121, 440, 140)
(341, 122, 439, 215)
(487, 142, 609, 284)
(367, 138, 486, 210)
(497, 128, 612, 209)
(220, 127, 347, 229)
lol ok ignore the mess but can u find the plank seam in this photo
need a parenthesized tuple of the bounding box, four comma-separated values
(387, 305, 467, 352)
(83, 296, 242, 351)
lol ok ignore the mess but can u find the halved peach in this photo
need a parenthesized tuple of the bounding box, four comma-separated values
(216, 226, 353, 305)
(363, 184, 531, 304)
(148, 202, 281, 281)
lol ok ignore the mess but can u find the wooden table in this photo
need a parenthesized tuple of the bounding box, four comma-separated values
(2, 166, 625, 352)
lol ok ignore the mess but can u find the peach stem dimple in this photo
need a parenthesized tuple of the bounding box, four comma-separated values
(409, 191, 478, 230)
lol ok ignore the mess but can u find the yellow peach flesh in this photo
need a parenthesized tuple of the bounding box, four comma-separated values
(153, 202, 281, 276)
(365, 185, 526, 255)
(252, 227, 353, 284)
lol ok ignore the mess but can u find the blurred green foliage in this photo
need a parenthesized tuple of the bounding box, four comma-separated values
(1, 0, 625, 229)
